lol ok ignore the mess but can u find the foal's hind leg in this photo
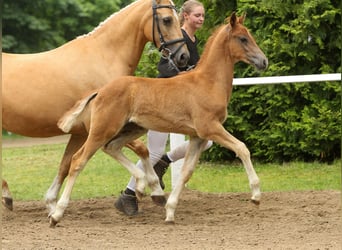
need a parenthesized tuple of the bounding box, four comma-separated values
(45, 134, 87, 215)
(103, 135, 165, 202)
(126, 139, 165, 204)
(165, 137, 207, 222)
(49, 138, 102, 226)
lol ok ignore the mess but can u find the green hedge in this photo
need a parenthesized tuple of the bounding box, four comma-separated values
(201, 0, 341, 163)
(136, 0, 341, 163)
(3, 0, 341, 163)
(201, 82, 341, 163)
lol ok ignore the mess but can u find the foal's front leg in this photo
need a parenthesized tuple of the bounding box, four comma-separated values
(207, 122, 261, 204)
(165, 137, 207, 222)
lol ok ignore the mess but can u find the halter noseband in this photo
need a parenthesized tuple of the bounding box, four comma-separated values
(152, 0, 186, 61)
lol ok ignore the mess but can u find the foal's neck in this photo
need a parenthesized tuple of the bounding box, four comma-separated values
(196, 25, 234, 87)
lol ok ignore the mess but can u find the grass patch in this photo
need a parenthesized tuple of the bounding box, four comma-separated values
(184, 161, 340, 193)
(2, 143, 340, 200)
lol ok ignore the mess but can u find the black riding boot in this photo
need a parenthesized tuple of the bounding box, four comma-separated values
(153, 154, 171, 190)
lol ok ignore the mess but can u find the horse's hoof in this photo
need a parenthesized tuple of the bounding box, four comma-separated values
(151, 195, 166, 206)
(2, 197, 13, 211)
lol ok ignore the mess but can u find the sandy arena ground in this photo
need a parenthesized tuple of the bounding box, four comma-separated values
(2, 136, 341, 249)
(2, 189, 341, 249)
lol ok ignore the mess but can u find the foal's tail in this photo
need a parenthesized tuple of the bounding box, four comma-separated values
(58, 92, 98, 133)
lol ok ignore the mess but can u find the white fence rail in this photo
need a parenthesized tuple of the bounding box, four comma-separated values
(170, 73, 341, 188)
(233, 73, 341, 86)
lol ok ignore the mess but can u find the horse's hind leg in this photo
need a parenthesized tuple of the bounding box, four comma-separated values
(165, 137, 207, 222)
(45, 134, 87, 215)
(2, 180, 13, 211)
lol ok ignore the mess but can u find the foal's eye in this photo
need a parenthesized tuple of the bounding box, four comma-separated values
(163, 17, 172, 26)
(240, 37, 248, 44)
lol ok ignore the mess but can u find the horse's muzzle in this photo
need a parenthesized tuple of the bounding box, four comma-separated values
(175, 52, 190, 68)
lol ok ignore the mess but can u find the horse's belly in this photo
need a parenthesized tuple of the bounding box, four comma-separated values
(2, 113, 62, 137)
(2, 53, 115, 137)
(2, 96, 64, 137)
(2, 82, 82, 137)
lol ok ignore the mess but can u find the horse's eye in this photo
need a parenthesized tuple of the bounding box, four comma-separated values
(163, 17, 172, 26)
(240, 37, 248, 44)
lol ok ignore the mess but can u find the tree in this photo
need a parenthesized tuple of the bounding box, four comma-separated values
(2, 0, 121, 53)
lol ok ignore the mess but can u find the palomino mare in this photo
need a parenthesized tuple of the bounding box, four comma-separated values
(52, 13, 268, 226)
(2, 180, 13, 211)
(2, 0, 189, 211)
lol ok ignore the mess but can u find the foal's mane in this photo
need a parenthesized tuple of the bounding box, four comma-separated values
(195, 24, 229, 69)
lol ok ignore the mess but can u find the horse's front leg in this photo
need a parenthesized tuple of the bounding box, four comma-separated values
(207, 122, 261, 204)
(45, 134, 87, 215)
(165, 137, 207, 223)
(2, 180, 13, 211)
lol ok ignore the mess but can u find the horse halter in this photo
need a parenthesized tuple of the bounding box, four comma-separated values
(152, 0, 186, 63)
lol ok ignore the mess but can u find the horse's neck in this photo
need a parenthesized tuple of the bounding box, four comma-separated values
(196, 26, 234, 88)
(72, 0, 149, 77)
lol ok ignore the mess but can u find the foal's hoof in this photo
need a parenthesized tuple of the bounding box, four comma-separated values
(251, 199, 260, 206)
(2, 197, 13, 211)
(164, 219, 175, 225)
(135, 191, 144, 201)
(151, 195, 166, 206)
(49, 216, 58, 228)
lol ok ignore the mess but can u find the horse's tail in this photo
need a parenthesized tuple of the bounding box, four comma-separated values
(58, 92, 98, 133)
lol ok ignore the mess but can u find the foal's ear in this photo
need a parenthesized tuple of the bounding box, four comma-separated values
(239, 13, 246, 24)
(227, 12, 246, 27)
(229, 12, 237, 27)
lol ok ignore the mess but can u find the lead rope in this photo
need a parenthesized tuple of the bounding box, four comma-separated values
(161, 48, 179, 73)
(160, 38, 187, 73)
